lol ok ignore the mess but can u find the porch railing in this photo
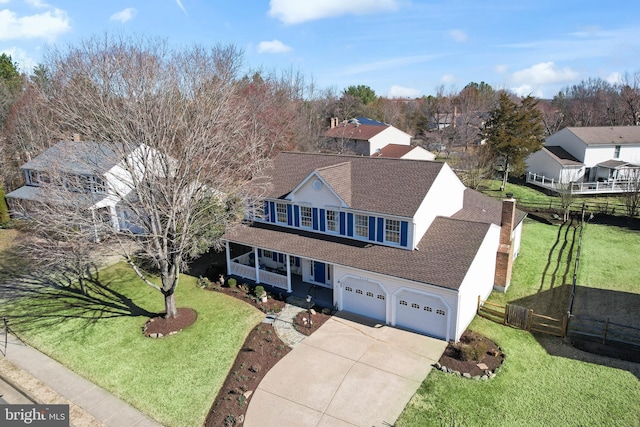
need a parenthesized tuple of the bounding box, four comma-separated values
(258, 270, 288, 290)
(228, 258, 288, 290)
(527, 172, 638, 194)
(229, 262, 256, 281)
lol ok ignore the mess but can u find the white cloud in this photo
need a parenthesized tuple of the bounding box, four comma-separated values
(440, 73, 456, 84)
(111, 8, 136, 23)
(388, 85, 420, 98)
(257, 39, 292, 54)
(0, 8, 70, 41)
(448, 29, 467, 43)
(175, 0, 187, 15)
(511, 84, 544, 98)
(25, 0, 50, 8)
(606, 72, 622, 85)
(268, 0, 399, 24)
(1, 47, 36, 73)
(511, 62, 578, 85)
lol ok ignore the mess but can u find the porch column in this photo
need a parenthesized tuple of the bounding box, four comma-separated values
(109, 205, 120, 231)
(254, 247, 261, 284)
(225, 241, 231, 276)
(285, 254, 292, 293)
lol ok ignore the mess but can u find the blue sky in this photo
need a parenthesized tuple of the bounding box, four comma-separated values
(1, 0, 639, 99)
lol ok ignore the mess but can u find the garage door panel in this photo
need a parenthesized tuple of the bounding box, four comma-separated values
(342, 278, 386, 322)
(395, 290, 448, 339)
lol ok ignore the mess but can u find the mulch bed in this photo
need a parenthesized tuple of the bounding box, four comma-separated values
(437, 330, 505, 377)
(143, 307, 198, 337)
(293, 309, 332, 336)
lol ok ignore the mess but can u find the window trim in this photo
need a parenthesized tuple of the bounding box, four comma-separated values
(385, 218, 401, 244)
(354, 214, 368, 238)
(275, 202, 288, 224)
(325, 209, 339, 233)
(300, 205, 313, 228)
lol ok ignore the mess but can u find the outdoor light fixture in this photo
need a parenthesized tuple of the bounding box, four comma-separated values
(306, 294, 312, 329)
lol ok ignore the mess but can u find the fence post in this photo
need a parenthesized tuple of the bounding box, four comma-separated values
(477, 295, 481, 314)
(3, 317, 7, 357)
(561, 312, 569, 338)
(503, 304, 508, 325)
(527, 309, 534, 331)
(603, 318, 609, 344)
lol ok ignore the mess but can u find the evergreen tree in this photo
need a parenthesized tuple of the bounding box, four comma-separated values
(482, 93, 544, 191)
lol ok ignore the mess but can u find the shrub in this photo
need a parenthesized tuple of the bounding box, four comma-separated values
(459, 341, 487, 362)
(227, 278, 237, 288)
(0, 185, 9, 225)
(196, 276, 212, 288)
(254, 285, 266, 297)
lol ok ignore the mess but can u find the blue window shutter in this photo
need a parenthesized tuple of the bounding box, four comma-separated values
(269, 202, 276, 223)
(347, 213, 354, 237)
(339, 212, 346, 235)
(278, 253, 284, 263)
(258, 249, 262, 257)
(263, 201, 270, 222)
(295, 256, 300, 267)
(319, 209, 326, 232)
(312, 208, 319, 230)
(377, 218, 384, 242)
(368, 216, 376, 241)
(294, 205, 300, 227)
(401, 221, 409, 247)
(287, 204, 293, 226)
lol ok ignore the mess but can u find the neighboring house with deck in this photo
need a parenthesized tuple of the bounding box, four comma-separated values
(223, 152, 525, 341)
(526, 126, 640, 194)
(5, 140, 151, 233)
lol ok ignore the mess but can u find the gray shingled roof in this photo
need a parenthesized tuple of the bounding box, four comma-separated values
(20, 141, 131, 175)
(255, 152, 445, 217)
(566, 126, 640, 146)
(224, 217, 492, 290)
(452, 189, 527, 227)
(597, 159, 640, 169)
(544, 146, 583, 166)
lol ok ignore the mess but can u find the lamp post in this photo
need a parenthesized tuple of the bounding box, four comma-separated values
(306, 294, 312, 329)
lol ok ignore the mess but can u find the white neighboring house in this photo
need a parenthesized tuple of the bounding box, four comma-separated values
(526, 126, 640, 194)
(371, 143, 436, 161)
(223, 152, 526, 342)
(6, 140, 152, 233)
(324, 117, 421, 156)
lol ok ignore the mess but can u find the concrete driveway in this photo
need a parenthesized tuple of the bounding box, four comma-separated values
(244, 313, 447, 427)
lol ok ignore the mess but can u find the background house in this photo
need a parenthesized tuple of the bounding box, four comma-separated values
(6, 140, 151, 233)
(323, 117, 414, 156)
(223, 152, 525, 341)
(526, 126, 640, 194)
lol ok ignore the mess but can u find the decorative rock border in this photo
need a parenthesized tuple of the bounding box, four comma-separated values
(432, 361, 499, 380)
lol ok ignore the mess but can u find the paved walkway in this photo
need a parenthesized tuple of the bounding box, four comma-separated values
(272, 303, 307, 348)
(245, 313, 448, 427)
(0, 330, 161, 427)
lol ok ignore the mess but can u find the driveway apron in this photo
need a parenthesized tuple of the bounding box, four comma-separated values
(245, 313, 447, 427)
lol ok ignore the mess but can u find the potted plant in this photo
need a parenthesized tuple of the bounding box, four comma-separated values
(254, 285, 267, 303)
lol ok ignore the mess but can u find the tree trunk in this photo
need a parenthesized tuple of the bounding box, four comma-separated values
(500, 168, 508, 192)
(164, 292, 177, 318)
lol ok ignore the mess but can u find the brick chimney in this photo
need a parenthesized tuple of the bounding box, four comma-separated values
(494, 194, 516, 292)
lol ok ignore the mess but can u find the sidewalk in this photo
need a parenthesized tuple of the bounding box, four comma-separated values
(0, 330, 162, 427)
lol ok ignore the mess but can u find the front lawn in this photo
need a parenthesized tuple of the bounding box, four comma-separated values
(397, 218, 640, 427)
(3, 262, 264, 427)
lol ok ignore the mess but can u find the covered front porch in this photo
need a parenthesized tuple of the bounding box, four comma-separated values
(225, 242, 335, 309)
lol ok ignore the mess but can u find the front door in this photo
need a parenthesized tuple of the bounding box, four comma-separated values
(312, 261, 326, 284)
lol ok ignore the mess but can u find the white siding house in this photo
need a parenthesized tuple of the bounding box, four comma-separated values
(223, 152, 526, 342)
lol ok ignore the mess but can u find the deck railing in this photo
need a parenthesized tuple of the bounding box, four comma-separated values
(527, 172, 638, 194)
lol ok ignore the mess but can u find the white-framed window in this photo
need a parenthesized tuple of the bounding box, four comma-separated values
(326, 209, 338, 232)
(614, 145, 621, 158)
(385, 219, 401, 244)
(276, 202, 288, 224)
(300, 205, 313, 228)
(355, 214, 368, 238)
(93, 177, 107, 193)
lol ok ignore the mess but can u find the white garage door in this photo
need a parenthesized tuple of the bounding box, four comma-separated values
(395, 289, 448, 339)
(341, 278, 387, 322)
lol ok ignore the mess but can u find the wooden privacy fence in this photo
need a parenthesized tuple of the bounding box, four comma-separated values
(477, 296, 567, 338)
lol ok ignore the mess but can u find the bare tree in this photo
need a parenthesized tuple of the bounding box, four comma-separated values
(622, 168, 640, 218)
(7, 35, 274, 319)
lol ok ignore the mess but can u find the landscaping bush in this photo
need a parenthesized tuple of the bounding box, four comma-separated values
(0, 185, 10, 225)
(196, 276, 212, 288)
(227, 278, 237, 288)
(254, 285, 265, 297)
(458, 341, 487, 362)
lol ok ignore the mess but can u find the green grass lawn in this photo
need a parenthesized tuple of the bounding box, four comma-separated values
(5, 262, 264, 427)
(397, 218, 640, 427)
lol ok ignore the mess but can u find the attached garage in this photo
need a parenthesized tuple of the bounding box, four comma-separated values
(394, 289, 450, 340)
(341, 277, 387, 322)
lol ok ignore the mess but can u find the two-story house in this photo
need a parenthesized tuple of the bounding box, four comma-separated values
(526, 126, 640, 194)
(324, 117, 436, 159)
(223, 152, 525, 341)
(6, 140, 150, 233)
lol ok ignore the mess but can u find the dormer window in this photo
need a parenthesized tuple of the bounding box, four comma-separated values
(326, 209, 339, 233)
